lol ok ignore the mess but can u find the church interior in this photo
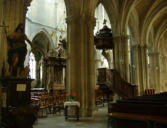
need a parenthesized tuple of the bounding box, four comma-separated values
(0, 0, 167, 128)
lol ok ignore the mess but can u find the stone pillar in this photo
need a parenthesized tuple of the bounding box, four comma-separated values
(119, 37, 125, 78)
(3, 0, 29, 33)
(122, 35, 130, 82)
(133, 45, 143, 95)
(136, 45, 149, 95)
(141, 45, 148, 91)
(0, 0, 5, 123)
(0, 0, 8, 77)
(163, 57, 167, 91)
(149, 52, 160, 93)
(66, 15, 96, 117)
(130, 45, 136, 84)
(159, 55, 166, 92)
(113, 36, 121, 74)
(113, 35, 130, 81)
(0, 0, 4, 74)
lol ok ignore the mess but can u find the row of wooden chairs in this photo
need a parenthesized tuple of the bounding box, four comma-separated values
(31, 90, 66, 118)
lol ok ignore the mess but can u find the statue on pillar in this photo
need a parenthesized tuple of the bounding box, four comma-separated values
(7, 23, 33, 77)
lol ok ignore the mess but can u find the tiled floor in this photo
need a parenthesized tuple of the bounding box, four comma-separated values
(33, 106, 108, 128)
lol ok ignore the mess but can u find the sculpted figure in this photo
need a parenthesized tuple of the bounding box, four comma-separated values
(7, 23, 33, 77)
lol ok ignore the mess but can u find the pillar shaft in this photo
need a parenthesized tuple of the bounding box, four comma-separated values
(66, 15, 96, 117)
(122, 35, 130, 82)
(113, 35, 130, 81)
(113, 36, 121, 75)
(149, 52, 160, 93)
(131, 45, 137, 84)
(141, 46, 148, 91)
(133, 45, 143, 95)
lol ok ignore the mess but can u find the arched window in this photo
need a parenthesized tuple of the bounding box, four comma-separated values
(29, 52, 36, 79)
(94, 3, 111, 34)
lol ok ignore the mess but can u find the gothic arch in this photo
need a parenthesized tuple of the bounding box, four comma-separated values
(101, 0, 119, 35)
(127, 9, 139, 44)
(155, 19, 167, 49)
(141, 1, 167, 46)
(32, 31, 53, 56)
(120, 0, 136, 35)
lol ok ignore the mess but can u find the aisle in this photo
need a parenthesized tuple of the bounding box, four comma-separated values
(33, 106, 108, 128)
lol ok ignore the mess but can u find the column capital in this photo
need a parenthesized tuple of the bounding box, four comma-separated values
(148, 52, 160, 56)
(132, 44, 140, 49)
(140, 44, 148, 49)
(113, 34, 129, 39)
(66, 14, 96, 27)
(122, 35, 130, 39)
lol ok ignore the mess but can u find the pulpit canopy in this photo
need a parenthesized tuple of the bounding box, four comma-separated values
(94, 21, 113, 49)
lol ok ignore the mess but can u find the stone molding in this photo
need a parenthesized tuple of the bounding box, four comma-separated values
(148, 52, 160, 56)
(66, 14, 96, 27)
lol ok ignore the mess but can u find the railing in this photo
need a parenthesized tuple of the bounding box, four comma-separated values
(97, 68, 138, 98)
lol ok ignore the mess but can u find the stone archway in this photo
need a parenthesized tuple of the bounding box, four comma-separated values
(30, 31, 53, 88)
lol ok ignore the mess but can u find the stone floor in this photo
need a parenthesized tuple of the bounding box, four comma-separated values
(33, 106, 108, 128)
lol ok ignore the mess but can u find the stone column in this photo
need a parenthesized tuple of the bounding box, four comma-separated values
(119, 37, 125, 78)
(149, 52, 160, 93)
(159, 55, 166, 92)
(122, 35, 130, 82)
(164, 57, 167, 91)
(113, 35, 130, 81)
(131, 45, 137, 84)
(133, 45, 143, 95)
(141, 45, 148, 91)
(3, 0, 29, 33)
(136, 45, 149, 95)
(162, 56, 167, 91)
(113, 36, 121, 74)
(0, 0, 4, 74)
(0, 0, 3, 123)
(66, 15, 96, 117)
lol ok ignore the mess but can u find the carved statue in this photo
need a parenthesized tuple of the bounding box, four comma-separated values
(7, 23, 33, 77)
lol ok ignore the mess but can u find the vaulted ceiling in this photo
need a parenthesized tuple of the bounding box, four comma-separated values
(134, 0, 167, 51)
(98, 0, 167, 54)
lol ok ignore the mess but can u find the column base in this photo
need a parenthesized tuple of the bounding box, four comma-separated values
(80, 107, 95, 117)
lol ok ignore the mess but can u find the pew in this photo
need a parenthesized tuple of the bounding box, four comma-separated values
(108, 112, 167, 128)
(108, 92, 167, 128)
